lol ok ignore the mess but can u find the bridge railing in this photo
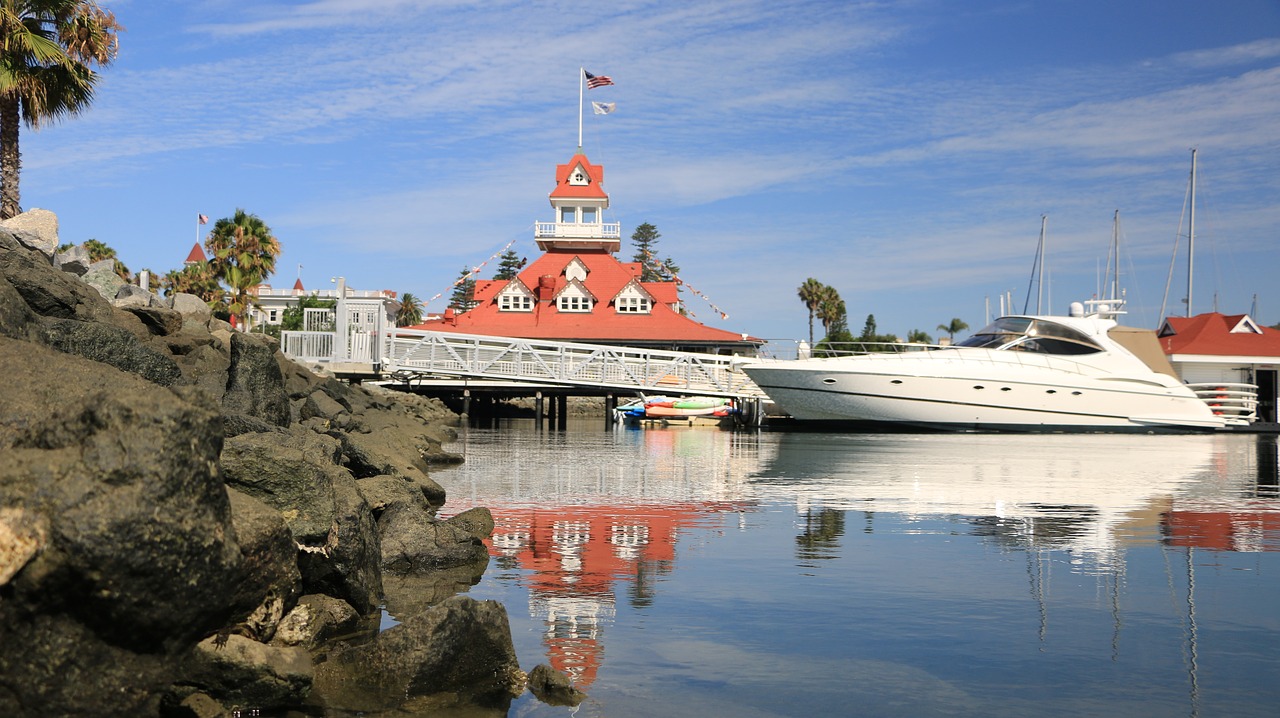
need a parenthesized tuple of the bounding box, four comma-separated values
(385, 330, 766, 398)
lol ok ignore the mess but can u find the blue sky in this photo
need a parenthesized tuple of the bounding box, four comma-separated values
(23, 0, 1280, 342)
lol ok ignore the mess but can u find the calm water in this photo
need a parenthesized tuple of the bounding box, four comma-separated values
(430, 422, 1280, 717)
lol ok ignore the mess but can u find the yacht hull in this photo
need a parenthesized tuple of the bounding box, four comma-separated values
(745, 351, 1224, 432)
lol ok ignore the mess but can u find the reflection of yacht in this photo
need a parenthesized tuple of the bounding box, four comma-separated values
(751, 432, 1218, 568)
(743, 301, 1225, 432)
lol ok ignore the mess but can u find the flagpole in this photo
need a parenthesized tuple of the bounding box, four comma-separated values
(578, 67, 584, 149)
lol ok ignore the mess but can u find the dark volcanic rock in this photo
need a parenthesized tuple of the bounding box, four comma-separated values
(223, 331, 291, 426)
(226, 488, 304, 643)
(528, 663, 587, 707)
(313, 596, 522, 714)
(0, 338, 243, 655)
(39, 316, 183, 386)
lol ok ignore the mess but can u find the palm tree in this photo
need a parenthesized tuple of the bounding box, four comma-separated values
(797, 278, 826, 346)
(161, 262, 221, 303)
(83, 237, 129, 279)
(907, 329, 933, 344)
(205, 209, 281, 329)
(0, 2, 123, 218)
(936, 317, 969, 343)
(814, 285, 845, 337)
(395, 292, 424, 327)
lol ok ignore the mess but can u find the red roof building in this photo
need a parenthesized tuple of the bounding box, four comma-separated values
(409, 151, 761, 354)
(1158, 313, 1280, 423)
(183, 242, 207, 265)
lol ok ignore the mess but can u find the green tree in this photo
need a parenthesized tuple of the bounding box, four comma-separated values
(280, 294, 335, 331)
(395, 292, 424, 326)
(0, 2, 122, 218)
(448, 267, 477, 312)
(205, 209, 281, 329)
(630, 222, 680, 282)
(83, 237, 128, 279)
(907, 329, 933, 344)
(936, 317, 970, 343)
(494, 249, 525, 280)
(814, 285, 844, 337)
(160, 262, 221, 302)
(797, 278, 826, 346)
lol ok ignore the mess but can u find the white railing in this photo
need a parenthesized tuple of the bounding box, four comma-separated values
(1187, 382, 1259, 425)
(281, 331, 335, 362)
(534, 221, 622, 239)
(386, 330, 766, 398)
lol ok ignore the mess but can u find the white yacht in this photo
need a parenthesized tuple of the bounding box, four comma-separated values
(742, 301, 1226, 432)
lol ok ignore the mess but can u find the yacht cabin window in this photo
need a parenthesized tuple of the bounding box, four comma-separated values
(956, 318, 1103, 355)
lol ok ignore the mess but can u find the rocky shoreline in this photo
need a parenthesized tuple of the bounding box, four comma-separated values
(0, 214, 582, 716)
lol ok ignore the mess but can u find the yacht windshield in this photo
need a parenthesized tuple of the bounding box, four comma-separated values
(955, 318, 1103, 355)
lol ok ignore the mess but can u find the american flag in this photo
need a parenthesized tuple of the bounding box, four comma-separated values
(584, 71, 614, 89)
(198, 214, 208, 224)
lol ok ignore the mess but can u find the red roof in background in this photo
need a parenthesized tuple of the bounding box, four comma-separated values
(548, 153, 608, 200)
(184, 243, 207, 264)
(409, 248, 758, 346)
(292, 278, 305, 291)
(1159, 313, 1280, 359)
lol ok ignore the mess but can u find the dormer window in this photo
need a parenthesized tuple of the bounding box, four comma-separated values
(614, 281, 654, 314)
(497, 282, 535, 312)
(555, 281, 594, 312)
(569, 165, 590, 186)
(558, 295, 593, 312)
(564, 257, 588, 283)
(617, 296, 651, 314)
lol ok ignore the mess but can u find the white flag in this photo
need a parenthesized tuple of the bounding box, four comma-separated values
(592, 101, 616, 115)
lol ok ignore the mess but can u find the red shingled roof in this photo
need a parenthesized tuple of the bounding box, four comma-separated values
(548, 153, 608, 200)
(184, 243, 207, 264)
(409, 248, 758, 347)
(1159, 313, 1280, 358)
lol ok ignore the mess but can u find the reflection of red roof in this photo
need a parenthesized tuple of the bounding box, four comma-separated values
(184, 243, 206, 264)
(1164, 505, 1280, 551)
(1159, 313, 1280, 358)
(409, 249, 759, 347)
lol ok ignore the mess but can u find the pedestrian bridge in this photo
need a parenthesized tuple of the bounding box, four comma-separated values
(281, 316, 765, 400)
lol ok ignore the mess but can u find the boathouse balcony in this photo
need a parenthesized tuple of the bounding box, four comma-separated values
(534, 221, 622, 251)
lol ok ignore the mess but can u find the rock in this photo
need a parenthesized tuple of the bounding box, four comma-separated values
(169, 291, 212, 322)
(0, 272, 38, 341)
(173, 342, 231, 403)
(175, 691, 227, 718)
(0, 230, 117, 325)
(313, 596, 522, 714)
(113, 282, 163, 309)
(0, 208, 58, 255)
(82, 258, 127, 300)
(223, 331, 291, 426)
(54, 243, 90, 275)
(220, 430, 382, 613)
(270, 594, 364, 649)
(185, 634, 313, 711)
(528, 663, 587, 707)
(122, 304, 184, 336)
(445, 506, 495, 540)
(0, 506, 46, 586)
(357, 475, 489, 573)
(226, 488, 303, 643)
(38, 316, 184, 386)
(0, 338, 243, 654)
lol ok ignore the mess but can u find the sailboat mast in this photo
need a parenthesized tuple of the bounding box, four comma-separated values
(1038, 215, 1047, 313)
(1111, 210, 1121, 302)
(1187, 148, 1197, 317)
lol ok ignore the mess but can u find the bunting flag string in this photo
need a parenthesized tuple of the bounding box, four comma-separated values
(425, 237, 519, 305)
(638, 248, 729, 320)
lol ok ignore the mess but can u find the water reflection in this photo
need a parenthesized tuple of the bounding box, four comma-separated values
(438, 424, 1280, 715)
